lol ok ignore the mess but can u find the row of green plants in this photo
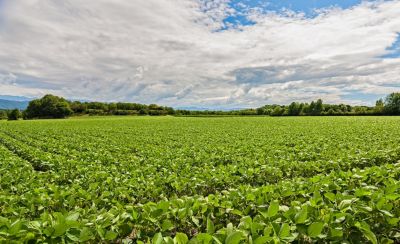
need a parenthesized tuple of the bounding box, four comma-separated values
(1, 149, 399, 242)
(1, 116, 400, 242)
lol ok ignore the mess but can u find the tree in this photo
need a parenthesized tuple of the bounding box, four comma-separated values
(338, 104, 348, 114)
(0, 110, 8, 120)
(315, 99, 323, 114)
(301, 103, 310, 115)
(25, 94, 73, 119)
(108, 103, 117, 112)
(8, 109, 21, 120)
(271, 106, 285, 116)
(384, 92, 400, 115)
(374, 98, 385, 114)
(327, 108, 335, 115)
(70, 101, 87, 114)
(288, 102, 301, 116)
(256, 107, 265, 115)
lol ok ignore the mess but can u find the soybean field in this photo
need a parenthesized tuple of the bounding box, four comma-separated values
(1, 116, 400, 243)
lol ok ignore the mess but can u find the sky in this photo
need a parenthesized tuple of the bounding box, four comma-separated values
(0, 0, 399, 108)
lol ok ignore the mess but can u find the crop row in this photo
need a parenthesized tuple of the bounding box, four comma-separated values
(1, 129, 399, 204)
(1, 117, 400, 243)
(1, 152, 399, 242)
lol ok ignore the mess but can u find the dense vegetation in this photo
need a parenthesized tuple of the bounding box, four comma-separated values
(1, 93, 399, 120)
(256, 93, 400, 116)
(21, 94, 174, 119)
(0, 116, 399, 243)
(178, 93, 400, 116)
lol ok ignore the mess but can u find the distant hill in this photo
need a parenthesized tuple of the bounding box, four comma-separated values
(0, 99, 30, 110)
(0, 95, 32, 102)
(0, 95, 32, 110)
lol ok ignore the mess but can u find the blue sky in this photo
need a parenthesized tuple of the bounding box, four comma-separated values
(382, 34, 400, 58)
(223, 0, 363, 27)
(0, 0, 399, 108)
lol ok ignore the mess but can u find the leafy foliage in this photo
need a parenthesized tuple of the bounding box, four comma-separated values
(25, 94, 73, 119)
(0, 116, 399, 243)
(7, 109, 21, 120)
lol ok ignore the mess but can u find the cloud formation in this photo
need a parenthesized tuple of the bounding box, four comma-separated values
(0, 0, 399, 107)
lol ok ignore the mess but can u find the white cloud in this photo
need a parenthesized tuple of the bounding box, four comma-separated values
(0, 0, 399, 107)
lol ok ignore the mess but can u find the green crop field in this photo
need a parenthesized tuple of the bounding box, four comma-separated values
(1, 116, 400, 243)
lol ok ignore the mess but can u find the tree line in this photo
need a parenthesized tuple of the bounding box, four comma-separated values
(256, 93, 400, 116)
(175, 93, 400, 117)
(0, 92, 399, 120)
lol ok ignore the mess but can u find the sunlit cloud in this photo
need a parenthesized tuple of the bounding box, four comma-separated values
(0, 0, 399, 107)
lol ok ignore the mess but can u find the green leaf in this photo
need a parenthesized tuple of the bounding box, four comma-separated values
(279, 223, 290, 239)
(307, 222, 324, 238)
(264, 226, 273, 237)
(295, 206, 308, 224)
(212, 236, 224, 244)
(194, 233, 213, 243)
(380, 210, 394, 217)
(105, 230, 118, 240)
(254, 236, 272, 244)
(191, 216, 200, 227)
(65, 212, 80, 221)
(329, 228, 343, 238)
(324, 192, 336, 202)
(0, 217, 10, 228)
(162, 220, 174, 231)
(8, 220, 23, 236)
(157, 201, 170, 212)
(267, 201, 279, 217)
(153, 232, 164, 244)
(164, 236, 174, 244)
(338, 199, 353, 210)
(23, 232, 36, 241)
(79, 227, 94, 242)
(52, 223, 68, 237)
(239, 216, 252, 229)
(174, 232, 189, 244)
(225, 231, 244, 244)
(355, 222, 377, 244)
(207, 217, 215, 234)
(251, 222, 264, 236)
(66, 229, 80, 242)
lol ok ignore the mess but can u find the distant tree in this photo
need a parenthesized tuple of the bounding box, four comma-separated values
(256, 107, 265, 115)
(87, 102, 107, 111)
(271, 106, 285, 116)
(305, 99, 323, 115)
(108, 103, 117, 112)
(0, 110, 8, 120)
(70, 101, 87, 114)
(149, 104, 161, 110)
(25, 94, 73, 119)
(338, 104, 348, 114)
(374, 98, 385, 114)
(327, 108, 335, 115)
(309, 101, 315, 114)
(8, 109, 21, 120)
(288, 102, 301, 116)
(384, 92, 400, 115)
(354, 106, 368, 115)
(139, 109, 148, 115)
(165, 107, 175, 115)
(301, 103, 310, 115)
(314, 99, 323, 115)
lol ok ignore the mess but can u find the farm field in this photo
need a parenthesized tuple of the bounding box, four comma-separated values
(0, 116, 400, 243)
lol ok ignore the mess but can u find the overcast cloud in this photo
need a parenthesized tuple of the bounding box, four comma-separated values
(0, 0, 399, 108)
